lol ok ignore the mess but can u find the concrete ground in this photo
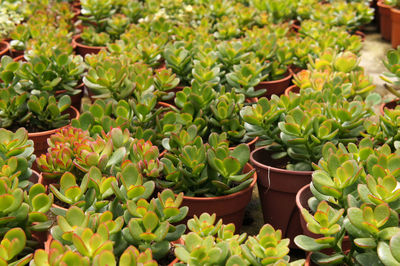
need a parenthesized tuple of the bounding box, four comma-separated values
(241, 22, 394, 243)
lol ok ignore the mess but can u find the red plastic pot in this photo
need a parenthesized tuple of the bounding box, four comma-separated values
(391, 7, 400, 48)
(380, 98, 399, 115)
(28, 106, 80, 158)
(254, 71, 293, 99)
(180, 163, 257, 233)
(72, 34, 105, 57)
(250, 147, 312, 247)
(0, 41, 10, 59)
(378, 1, 392, 41)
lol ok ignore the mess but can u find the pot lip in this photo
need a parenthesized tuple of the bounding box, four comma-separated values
(0, 40, 10, 54)
(27, 106, 80, 137)
(72, 34, 106, 50)
(55, 83, 85, 95)
(258, 70, 293, 85)
(181, 163, 257, 201)
(380, 98, 399, 115)
(391, 6, 400, 14)
(377, 1, 391, 8)
(284, 84, 299, 97)
(250, 146, 313, 175)
(295, 183, 311, 210)
(13, 55, 25, 62)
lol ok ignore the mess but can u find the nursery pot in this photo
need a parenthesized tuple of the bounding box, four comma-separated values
(28, 106, 80, 157)
(284, 85, 300, 97)
(250, 147, 312, 247)
(295, 184, 322, 239)
(72, 34, 105, 57)
(0, 41, 10, 58)
(379, 98, 399, 115)
(391, 7, 400, 48)
(180, 163, 257, 232)
(254, 71, 293, 99)
(378, 1, 392, 41)
(304, 237, 352, 266)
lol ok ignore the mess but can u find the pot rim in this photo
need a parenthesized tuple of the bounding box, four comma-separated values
(27, 106, 80, 137)
(295, 183, 311, 211)
(0, 40, 10, 55)
(258, 70, 293, 85)
(379, 98, 399, 115)
(72, 34, 107, 50)
(180, 163, 257, 201)
(284, 84, 299, 97)
(250, 146, 313, 175)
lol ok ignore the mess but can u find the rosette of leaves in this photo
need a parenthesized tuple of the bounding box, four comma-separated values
(121, 189, 188, 259)
(31, 241, 158, 266)
(163, 41, 192, 85)
(241, 92, 373, 170)
(0, 228, 32, 265)
(381, 46, 400, 98)
(160, 131, 254, 196)
(0, 176, 53, 246)
(16, 50, 85, 97)
(0, 128, 35, 184)
(226, 60, 269, 98)
(295, 139, 400, 265)
(83, 52, 155, 102)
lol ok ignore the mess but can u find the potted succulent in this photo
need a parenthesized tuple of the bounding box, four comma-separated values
(14, 50, 86, 109)
(158, 128, 257, 231)
(173, 213, 305, 265)
(295, 138, 400, 265)
(242, 91, 375, 243)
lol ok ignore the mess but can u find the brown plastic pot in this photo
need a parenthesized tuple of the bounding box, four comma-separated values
(354, 30, 366, 42)
(180, 163, 257, 233)
(284, 85, 300, 97)
(296, 184, 321, 239)
(254, 71, 293, 99)
(378, 1, 392, 41)
(72, 34, 105, 57)
(380, 98, 399, 115)
(250, 147, 312, 247)
(304, 237, 352, 266)
(9, 48, 24, 58)
(391, 7, 400, 48)
(28, 106, 80, 157)
(0, 41, 10, 58)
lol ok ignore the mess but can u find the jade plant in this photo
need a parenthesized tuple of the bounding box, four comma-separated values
(240, 91, 374, 170)
(16, 50, 85, 97)
(175, 213, 305, 265)
(0, 87, 72, 131)
(294, 138, 400, 265)
(381, 46, 400, 98)
(0, 228, 32, 265)
(160, 129, 255, 196)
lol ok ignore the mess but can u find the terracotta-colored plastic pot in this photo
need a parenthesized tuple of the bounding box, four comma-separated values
(28, 106, 80, 157)
(72, 34, 105, 57)
(0, 41, 10, 58)
(250, 147, 312, 248)
(378, 1, 392, 41)
(296, 184, 321, 239)
(391, 7, 400, 48)
(229, 137, 259, 152)
(380, 98, 399, 115)
(290, 66, 305, 75)
(284, 85, 300, 97)
(180, 163, 257, 232)
(254, 71, 293, 99)
(354, 30, 366, 42)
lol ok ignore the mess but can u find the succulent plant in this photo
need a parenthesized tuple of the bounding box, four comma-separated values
(0, 228, 32, 265)
(121, 189, 188, 259)
(160, 130, 254, 196)
(16, 50, 85, 96)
